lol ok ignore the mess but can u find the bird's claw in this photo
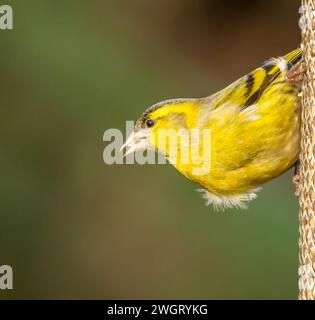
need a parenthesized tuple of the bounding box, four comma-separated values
(286, 61, 306, 84)
(293, 174, 301, 197)
(293, 161, 301, 197)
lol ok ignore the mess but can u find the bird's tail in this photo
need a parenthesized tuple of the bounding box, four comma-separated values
(253, 48, 303, 94)
(283, 47, 302, 67)
(261, 48, 302, 79)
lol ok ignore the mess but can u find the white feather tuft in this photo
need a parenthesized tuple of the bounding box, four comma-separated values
(197, 188, 261, 211)
(270, 57, 287, 71)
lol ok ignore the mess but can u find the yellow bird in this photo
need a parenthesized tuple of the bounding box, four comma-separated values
(122, 49, 302, 210)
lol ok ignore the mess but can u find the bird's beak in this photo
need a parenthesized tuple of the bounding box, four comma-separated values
(120, 129, 150, 157)
(120, 131, 137, 156)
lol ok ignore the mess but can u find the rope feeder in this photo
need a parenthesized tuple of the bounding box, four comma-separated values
(298, 0, 315, 300)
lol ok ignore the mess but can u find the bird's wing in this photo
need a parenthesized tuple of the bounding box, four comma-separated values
(210, 48, 302, 111)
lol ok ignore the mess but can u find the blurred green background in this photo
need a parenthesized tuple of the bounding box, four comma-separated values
(0, 0, 301, 299)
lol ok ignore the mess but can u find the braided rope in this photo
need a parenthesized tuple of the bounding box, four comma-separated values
(299, 0, 315, 300)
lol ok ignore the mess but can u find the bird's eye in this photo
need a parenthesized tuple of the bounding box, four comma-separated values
(145, 119, 155, 128)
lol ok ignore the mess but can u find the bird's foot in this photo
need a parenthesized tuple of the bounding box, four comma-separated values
(293, 174, 301, 197)
(286, 61, 306, 84)
(293, 161, 301, 197)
